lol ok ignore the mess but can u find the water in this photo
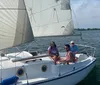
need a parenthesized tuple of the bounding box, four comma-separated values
(8, 30, 100, 85)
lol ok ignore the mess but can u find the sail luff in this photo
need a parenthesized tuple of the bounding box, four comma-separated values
(69, 0, 74, 34)
(0, 0, 34, 50)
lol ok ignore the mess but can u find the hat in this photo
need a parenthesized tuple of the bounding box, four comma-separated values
(70, 41, 74, 44)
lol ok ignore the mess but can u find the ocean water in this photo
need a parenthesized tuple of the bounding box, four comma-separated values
(8, 30, 100, 85)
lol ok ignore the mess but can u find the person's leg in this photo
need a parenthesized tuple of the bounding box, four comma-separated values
(51, 56, 57, 64)
(56, 56, 61, 64)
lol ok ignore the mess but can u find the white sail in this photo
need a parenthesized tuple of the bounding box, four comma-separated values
(0, 0, 34, 50)
(25, 0, 74, 37)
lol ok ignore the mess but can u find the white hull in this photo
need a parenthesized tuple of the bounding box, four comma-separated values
(30, 58, 96, 85)
(0, 51, 96, 85)
(26, 56, 96, 85)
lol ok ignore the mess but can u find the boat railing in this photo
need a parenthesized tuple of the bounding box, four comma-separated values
(76, 44, 96, 57)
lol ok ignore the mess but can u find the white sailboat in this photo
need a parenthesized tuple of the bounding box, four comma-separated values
(0, 0, 96, 85)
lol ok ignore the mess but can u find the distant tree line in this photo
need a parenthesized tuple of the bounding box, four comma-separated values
(75, 28, 100, 31)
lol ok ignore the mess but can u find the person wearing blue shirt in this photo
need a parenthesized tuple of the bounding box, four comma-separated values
(70, 41, 78, 54)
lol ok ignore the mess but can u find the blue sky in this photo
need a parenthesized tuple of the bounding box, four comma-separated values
(71, 0, 100, 28)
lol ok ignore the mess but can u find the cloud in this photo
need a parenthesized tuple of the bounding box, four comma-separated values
(71, 0, 100, 28)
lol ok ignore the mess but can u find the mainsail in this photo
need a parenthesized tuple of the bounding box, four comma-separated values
(0, 0, 34, 50)
(25, 0, 74, 37)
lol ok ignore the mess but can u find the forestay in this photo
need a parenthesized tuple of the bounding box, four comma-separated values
(0, 0, 34, 50)
(25, 0, 74, 37)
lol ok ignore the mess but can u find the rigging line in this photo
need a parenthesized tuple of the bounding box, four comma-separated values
(31, 0, 36, 23)
(0, 65, 4, 69)
(13, 42, 18, 82)
(52, 8, 59, 24)
(14, 59, 17, 84)
(28, 0, 32, 22)
(38, 0, 42, 30)
(47, 8, 54, 26)
(53, 8, 55, 20)
(30, 9, 36, 24)
(33, 3, 61, 15)
(72, 10, 79, 29)
(15, 47, 21, 52)
(54, 8, 59, 23)
(0, 52, 2, 83)
(29, 8, 32, 22)
(22, 65, 29, 85)
(62, 20, 71, 34)
(72, 9, 83, 40)
(12, 42, 34, 58)
(35, 19, 71, 27)
(28, 0, 36, 23)
(33, 40, 44, 52)
(78, 0, 88, 11)
(23, 42, 34, 52)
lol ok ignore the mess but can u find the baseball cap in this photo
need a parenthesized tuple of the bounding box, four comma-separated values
(70, 41, 74, 44)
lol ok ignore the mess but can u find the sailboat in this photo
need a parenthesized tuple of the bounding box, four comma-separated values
(0, 0, 96, 85)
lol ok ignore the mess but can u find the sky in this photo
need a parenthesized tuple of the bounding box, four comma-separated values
(71, 0, 100, 28)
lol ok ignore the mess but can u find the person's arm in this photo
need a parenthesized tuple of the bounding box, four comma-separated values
(48, 46, 53, 56)
(48, 46, 51, 54)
